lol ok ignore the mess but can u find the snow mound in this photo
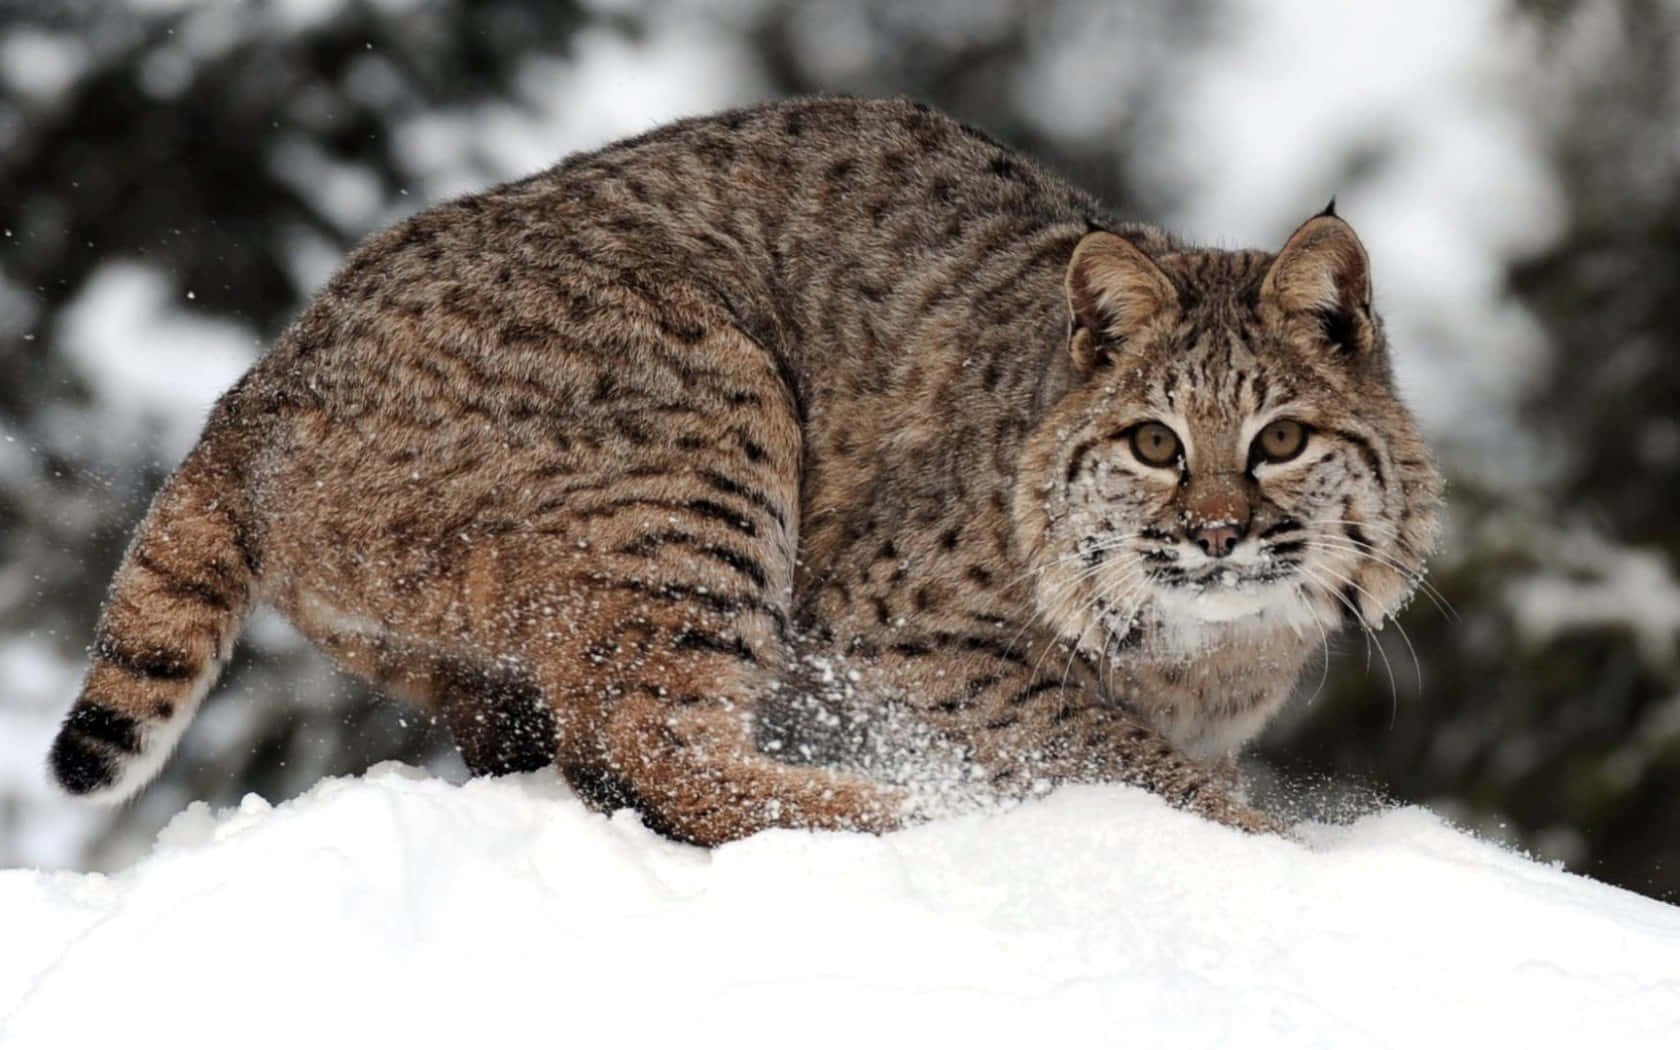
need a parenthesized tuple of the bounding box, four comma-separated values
(4, 766, 1678, 1047)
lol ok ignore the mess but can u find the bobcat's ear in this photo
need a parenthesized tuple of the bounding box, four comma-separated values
(1260, 211, 1375, 356)
(1065, 231, 1179, 370)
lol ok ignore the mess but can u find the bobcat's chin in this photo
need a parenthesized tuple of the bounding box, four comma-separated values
(1045, 565, 1318, 663)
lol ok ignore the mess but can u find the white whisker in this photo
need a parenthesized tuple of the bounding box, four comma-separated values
(1302, 544, 1425, 701)
(1296, 561, 1401, 722)
(1294, 579, 1334, 707)
(1298, 526, 1457, 621)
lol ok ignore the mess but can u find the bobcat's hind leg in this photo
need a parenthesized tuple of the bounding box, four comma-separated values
(507, 311, 912, 844)
(277, 296, 911, 843)
(432, 657, 556, 777)
(581, 650, 910, 845)
(277, 607, 557, 778)
(527, 476, 914, 844)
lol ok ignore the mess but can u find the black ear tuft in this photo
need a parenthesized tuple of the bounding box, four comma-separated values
(1317, 197, 1338, 219)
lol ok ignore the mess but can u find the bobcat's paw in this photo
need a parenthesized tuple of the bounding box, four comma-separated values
(1192, 790, 1293, 839)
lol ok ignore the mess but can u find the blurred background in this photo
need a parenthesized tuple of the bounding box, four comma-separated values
(2, 0, 1677, 902)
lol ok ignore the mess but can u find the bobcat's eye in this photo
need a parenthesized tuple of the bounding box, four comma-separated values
(1252, 418, 1308, 464)
(1130, 421, 1181, 468)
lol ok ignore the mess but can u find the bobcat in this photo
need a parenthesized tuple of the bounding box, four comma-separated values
(49, 97, 1441, 844)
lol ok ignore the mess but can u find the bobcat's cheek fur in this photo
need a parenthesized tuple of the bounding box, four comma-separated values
(49, 98, 1441, 840)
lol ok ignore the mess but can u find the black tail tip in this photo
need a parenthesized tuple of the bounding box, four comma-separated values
(48, 730, 118, 795)
(49, 701, 143, 795)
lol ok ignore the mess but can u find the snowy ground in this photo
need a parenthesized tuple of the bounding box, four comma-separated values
(4, 766, 1677, 1048)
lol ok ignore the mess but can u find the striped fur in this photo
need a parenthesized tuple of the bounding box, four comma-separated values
(49, 99, 1440, 843)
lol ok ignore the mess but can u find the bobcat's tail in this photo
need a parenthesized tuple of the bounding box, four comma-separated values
(49, 434, 259, 801)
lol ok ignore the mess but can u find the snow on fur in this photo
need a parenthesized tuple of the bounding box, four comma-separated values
(3, 765, 1677, 1048)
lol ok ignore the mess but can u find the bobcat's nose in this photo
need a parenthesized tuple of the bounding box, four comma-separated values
(1190, 522, 1245, 559)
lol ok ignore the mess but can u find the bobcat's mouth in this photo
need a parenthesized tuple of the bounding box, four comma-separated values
(1143, 560, 1304, 624)
(1146, 560, 1296, 587)
(1138, 541, 1300, 589)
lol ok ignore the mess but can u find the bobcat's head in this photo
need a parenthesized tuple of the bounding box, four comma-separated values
(1015, 209, 1443, 657)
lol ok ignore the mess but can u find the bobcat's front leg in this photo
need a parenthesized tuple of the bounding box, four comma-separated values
(970, 689, 1288, 835)
(839, 629, 1287, 835)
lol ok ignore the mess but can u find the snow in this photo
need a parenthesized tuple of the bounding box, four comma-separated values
(392, 19, 766, 204)
(268, 136, 387, 235)
(3, 765, 1677, 1047)
(0, 637, 105, 870)
(0, 29, 90, 104)
(55, 262, 258, 463)
(1509, 528, 1680, 670)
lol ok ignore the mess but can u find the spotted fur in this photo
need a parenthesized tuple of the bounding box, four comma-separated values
(48, 98, 1440, 843)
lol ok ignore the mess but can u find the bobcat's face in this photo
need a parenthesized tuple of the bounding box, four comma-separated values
(1015, 214, 1442, 656)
